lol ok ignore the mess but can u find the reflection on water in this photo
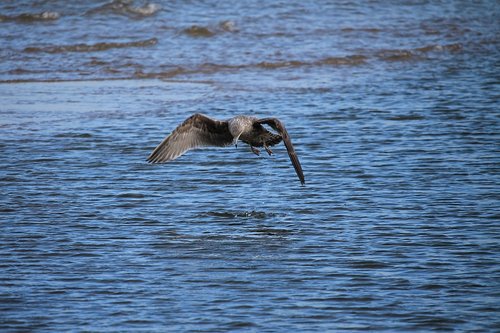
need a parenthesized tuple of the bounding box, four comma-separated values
(1, 0, 499, 331)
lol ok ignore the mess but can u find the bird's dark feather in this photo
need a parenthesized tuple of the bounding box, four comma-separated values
(147, 113, 233, 163)
(258, 117, 305, 185)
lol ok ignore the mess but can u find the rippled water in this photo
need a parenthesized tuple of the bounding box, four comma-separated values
(1, 1, 499, 331)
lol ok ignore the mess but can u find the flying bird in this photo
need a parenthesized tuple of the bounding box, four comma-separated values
(147, 113, 305, 185)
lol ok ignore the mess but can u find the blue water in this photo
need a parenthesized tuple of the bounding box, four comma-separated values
(1, 1, 499, 331)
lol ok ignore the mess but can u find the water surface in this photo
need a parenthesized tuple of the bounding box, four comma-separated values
(1, 1, 499, 331)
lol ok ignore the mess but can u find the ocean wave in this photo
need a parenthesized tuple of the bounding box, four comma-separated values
(0, 11, 60, 23)
(318, 55, 368, 66)
(341, 27, 382, 33)
(255, 56, 367, 69)
(377, 49, 418, 61)
(134, 67, 188, 79)
(128, 44, 459, 79)
(255, 60, 305, 69)
(415, 43, 462, 53)
(219, 20, 239, 33)
(86, 0, 161, 18)
(7, 68, 50, 75)
(183, 21, 239, 37)
(24, 38, 157, 54)
(7, 41, 464, 82)
(133, 55, 367, 79)
(183, 25, 216, 37)
(376, 43, 462, 61)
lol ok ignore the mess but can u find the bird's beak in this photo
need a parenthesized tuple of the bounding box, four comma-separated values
(233, 132, 242, 148)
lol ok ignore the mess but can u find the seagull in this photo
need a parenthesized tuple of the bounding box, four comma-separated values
(147, 113, 305, 185)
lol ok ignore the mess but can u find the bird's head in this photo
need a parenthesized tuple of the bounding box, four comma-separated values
(228, 117, 248, 148)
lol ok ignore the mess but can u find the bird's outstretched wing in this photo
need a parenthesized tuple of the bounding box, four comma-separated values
(257, 118, 305, 185)
(147, 113, 233, 163)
